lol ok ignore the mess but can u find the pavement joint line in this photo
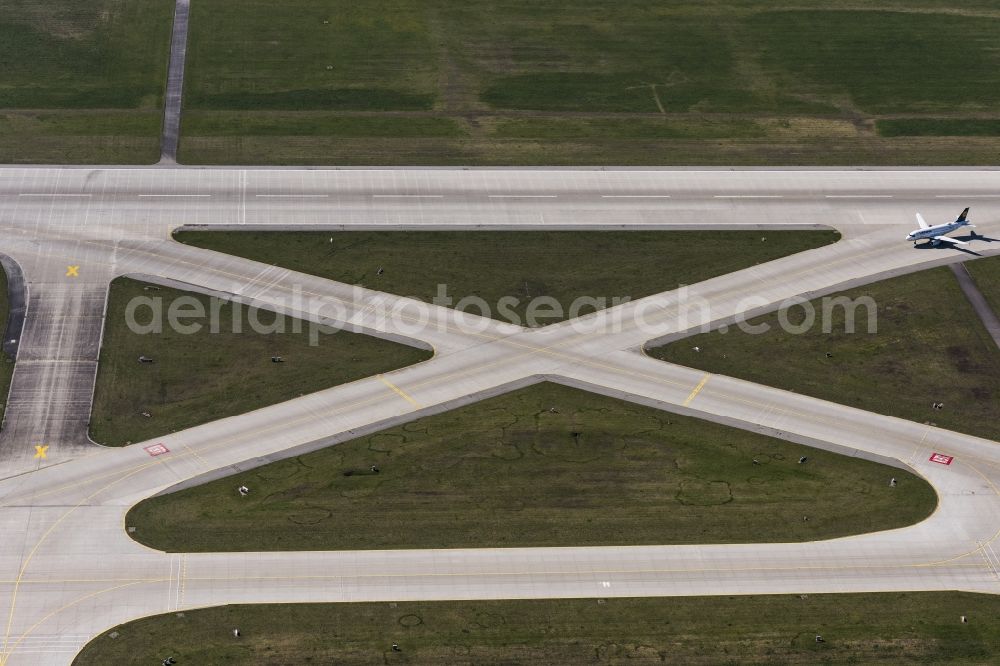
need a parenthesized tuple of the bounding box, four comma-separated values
(1, 460, 162, 659)
(2, 580, 153, 665)
(682, 374, 711, 406)
(377, 374, 421, 408)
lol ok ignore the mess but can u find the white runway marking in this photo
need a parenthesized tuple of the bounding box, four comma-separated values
(488, 194, 558, 198)
(138, 194, 211, 198)
(713, 195, 783, 199)
(372, 194, 444, 198)
(255, 194, 329, 198)
(825, 194, 894, 198)
(18, 193, 91, 198)
(601, 195, 671, 198)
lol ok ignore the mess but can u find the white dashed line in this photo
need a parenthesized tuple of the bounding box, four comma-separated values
(138, 194, 211, 198)
(825, 195, 893, 198)
(372, 194, 444, 198)
(713, 195, 784, 199)
(488, 195, 558, 198)
(255, 194, 329, 198)
(601, 195, 671, 198)
(935, 194, 1000, 199)
(18, 193, 91, 198)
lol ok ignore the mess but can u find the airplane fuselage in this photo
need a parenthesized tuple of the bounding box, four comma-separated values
(905, 221, 967, 242)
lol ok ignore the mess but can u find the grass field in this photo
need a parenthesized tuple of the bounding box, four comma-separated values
(0, 0, 173, 163)
(0, 266, 11, 428)
(126, 382, 934, 552)
(650, 261, 1000, 443)
(74, 592, 1000, 665)
(966, 255, 1000, 320)
(89, 278, 431, 446)
(173, 230, 839, 326)
(179, 1, 1000, 165)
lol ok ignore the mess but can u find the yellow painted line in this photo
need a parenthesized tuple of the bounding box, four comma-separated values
(378, 374, 421, 408)
(683, 374, 711, 407)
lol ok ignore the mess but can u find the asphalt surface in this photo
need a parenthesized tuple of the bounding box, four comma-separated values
(159, 0, 191, 164)
(0, 167, 998, 664)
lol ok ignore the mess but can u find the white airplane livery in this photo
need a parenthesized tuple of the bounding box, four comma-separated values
(906, 207, 975, 246)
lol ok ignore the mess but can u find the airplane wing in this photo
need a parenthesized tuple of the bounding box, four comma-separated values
(916, 213, 930, 229)
(932, 235, 968, 246)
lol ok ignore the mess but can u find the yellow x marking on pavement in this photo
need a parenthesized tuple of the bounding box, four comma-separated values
(65, 265, 79, 277)
(33, 445, 49, 459)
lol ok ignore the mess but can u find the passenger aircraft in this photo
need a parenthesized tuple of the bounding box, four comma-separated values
(906, 207, 975, 246)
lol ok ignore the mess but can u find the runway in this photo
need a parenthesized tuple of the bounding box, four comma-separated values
(0, 167, 998, 664)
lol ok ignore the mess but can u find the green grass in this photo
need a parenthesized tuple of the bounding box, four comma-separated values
(74, 592, 1000, 665)
(878, 119, 1000, 137)
(89, 278, 431, 446)
(966, 256, 1000, 319)
(172, 230, 840, 326)
(126, 382, 935, 552)
(649, 263, 1000, 443)
(0, 0, 174, 163)
(0, 265, 12, 428)
(179, 1, 1000, 165)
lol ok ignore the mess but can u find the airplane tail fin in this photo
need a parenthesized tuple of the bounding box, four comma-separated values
(916, 213, 929, 229)
(957, 207, 970, 223)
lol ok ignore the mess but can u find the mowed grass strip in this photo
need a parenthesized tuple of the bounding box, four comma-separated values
(126, 382, 934, 552)
(0, 0, 174, 163)
(74, 593, 1000, 665)
(966, 255, 1000, 320)
(650, 261, 1000, 443)
(0, 265, 12, 427)
(878, 119, 1000, 137)
(173, 230, 840, 326)
(89, 278, 431, 446)
(179, 2, 1000, 165)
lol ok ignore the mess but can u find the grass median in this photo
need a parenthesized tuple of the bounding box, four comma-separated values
(74, 592, 1000, 665)
(126, 382, 935, 552)
(180, 1, 1000, 165)
(173, 229, 840, 326)
(649, 260, 1000, 443)
(0, 265, 12, 427)
(0, 0, 174, 163)
(966, 255, 1000, 320)
(89, 278, 432, 446)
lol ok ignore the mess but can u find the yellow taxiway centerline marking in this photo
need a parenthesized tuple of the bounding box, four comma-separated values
(378, 374, 421, 408)
(683, 374, 711, 407)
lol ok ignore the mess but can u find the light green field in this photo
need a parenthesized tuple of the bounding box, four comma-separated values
(89, 278, 431, 446)
(75, 593, 1000, 665)
(126, 382, 935, 552)
(0, 0, 174, 163)
(179, 1, 1000, 165)
(650, 261, 1000, 443)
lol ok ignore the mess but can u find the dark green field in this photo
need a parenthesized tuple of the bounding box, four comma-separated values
(650, 260, 1000, 443)
(0, 0, 174, 163)
(74, 592, 1000, 665)
(178, 1, 1000, 165)
(0, 265, 12, 427)
(172, 229, 839, 326)
(126, 382, 934, 552)
(89, 278, 431, 446)
(966, 255, 1000, 320)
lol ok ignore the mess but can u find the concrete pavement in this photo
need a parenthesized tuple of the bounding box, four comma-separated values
(0, 167, 998, 664)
